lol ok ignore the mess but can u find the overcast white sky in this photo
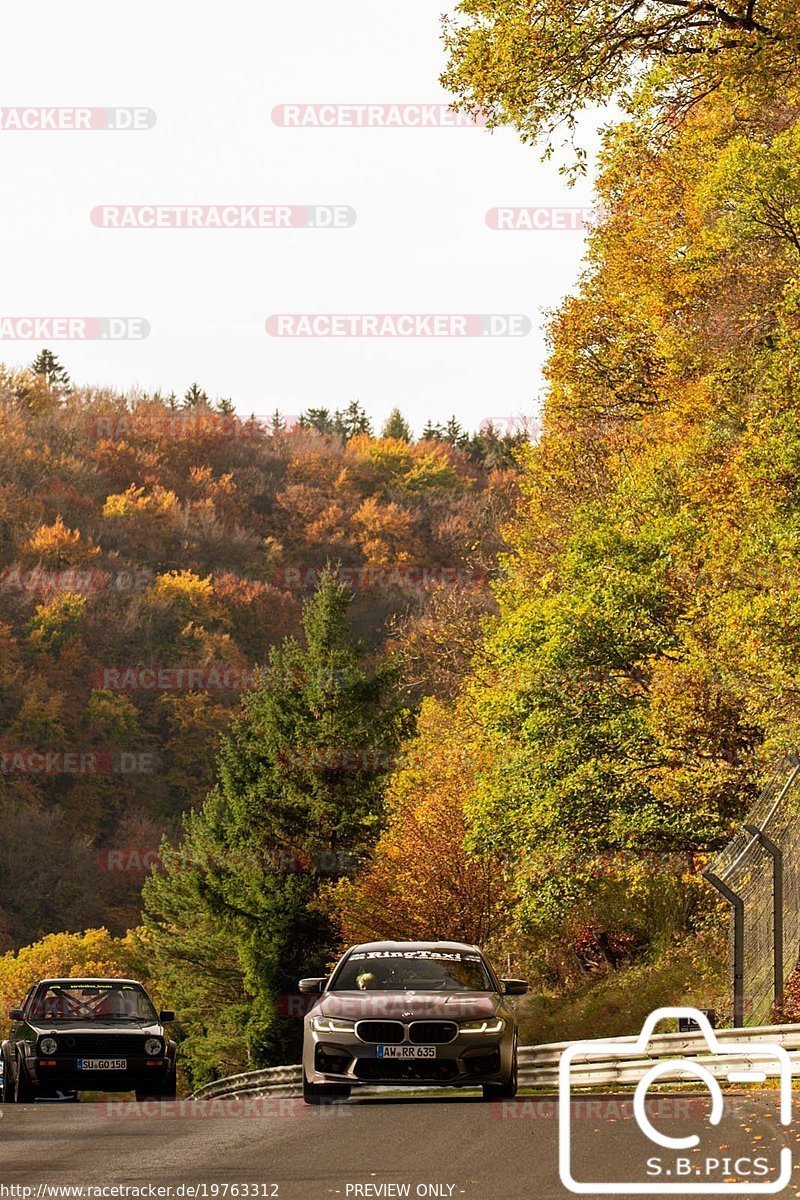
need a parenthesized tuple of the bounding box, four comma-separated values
(0, 0, 606, 435)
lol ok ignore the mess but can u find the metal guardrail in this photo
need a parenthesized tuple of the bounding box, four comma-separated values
(190, 1022, 800, 1100)
(192, 1064, 303, 1101)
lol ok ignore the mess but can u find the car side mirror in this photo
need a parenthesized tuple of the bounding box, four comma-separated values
(501, 979, 528, 996)
(8, 1008, 23, 1021)
(298, 977, 327, 995)
(159, 1010, 175, 1023)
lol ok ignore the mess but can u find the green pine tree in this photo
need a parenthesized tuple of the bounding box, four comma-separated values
(30, 349, 71, 393)
(443, 416, 468, 447)
(142, 570, 407, 1068)
(299, 407, 335, 435)
(183, 383, 210, 408)
(381, 408, 412, 441)
(334, 400, 372, 440)
(421, 419, 443, 441)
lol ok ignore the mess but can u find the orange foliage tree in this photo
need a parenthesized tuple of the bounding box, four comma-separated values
(327, 699, 512, 948)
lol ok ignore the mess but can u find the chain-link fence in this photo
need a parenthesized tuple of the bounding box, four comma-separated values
(705, 752, 800, 1026)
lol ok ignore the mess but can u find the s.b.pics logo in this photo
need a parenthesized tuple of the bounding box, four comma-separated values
(558, 1008, 792, 1194)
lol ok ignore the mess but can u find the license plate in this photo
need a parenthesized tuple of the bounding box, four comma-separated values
(377, 1045, 436, 1059)
(77, 1059, 127, 1070)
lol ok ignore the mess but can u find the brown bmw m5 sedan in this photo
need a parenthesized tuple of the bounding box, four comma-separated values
(300, 940, 527, 1104)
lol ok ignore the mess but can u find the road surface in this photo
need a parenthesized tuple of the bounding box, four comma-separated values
(0, 1092, 795, 1199)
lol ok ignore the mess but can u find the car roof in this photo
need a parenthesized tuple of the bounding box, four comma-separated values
(346, 941, 482, 954)
(34, 978, 144, 987)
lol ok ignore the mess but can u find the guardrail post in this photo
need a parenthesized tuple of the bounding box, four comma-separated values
(744, 824, 784, 1013)
(704, 870, 744, 1027)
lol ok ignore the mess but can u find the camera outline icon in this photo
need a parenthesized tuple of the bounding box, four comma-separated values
(558, 1006, 792, 1194)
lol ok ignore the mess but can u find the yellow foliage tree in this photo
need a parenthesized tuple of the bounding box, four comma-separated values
(345, 434, 414, 491)
(103, 483, 180, 522)
(0, 928, 146, 1018)
(144, 570, 222, 626)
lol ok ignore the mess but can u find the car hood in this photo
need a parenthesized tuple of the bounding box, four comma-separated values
(24, 1020, 163, 1037)
(314, 991, 499, 1021)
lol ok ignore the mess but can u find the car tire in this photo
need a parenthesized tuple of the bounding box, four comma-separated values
(302, 1072, 350, 1105)
(14, 1057, 37, 1104)
(136, 1066, 177, 1102)
(1, 1047, 15, 1103)
(481, 1039, 518, 1101)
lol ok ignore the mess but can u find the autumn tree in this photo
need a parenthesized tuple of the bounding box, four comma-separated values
(328, 699, 512, 947)
(22, 516, 100, 566)
(442, 0, 799, 160)
(0, 928, 145, 1017)
(352, 497, 421, 565)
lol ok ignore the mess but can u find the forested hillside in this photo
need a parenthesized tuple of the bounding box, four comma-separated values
(0, 367, 520, 953)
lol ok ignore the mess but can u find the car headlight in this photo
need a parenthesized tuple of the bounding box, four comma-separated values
(39, 1037, 58, 1055)
(145, 1037, 163, 1056)
(459, 1018, 505, 1034)
(309, 1016, 356, 1034)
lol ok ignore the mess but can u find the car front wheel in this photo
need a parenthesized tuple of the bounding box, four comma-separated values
(482, 1039, 518, 1101)
(1, 1047, 15, 1103)
(302, 1072, 350, 1105)
(136, 1067, 177, 1102)
(14, 1057, 37, 1104)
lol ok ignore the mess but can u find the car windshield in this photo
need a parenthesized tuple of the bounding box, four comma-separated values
(27, 983, 158, 1022)
(330, 950, 493, 992)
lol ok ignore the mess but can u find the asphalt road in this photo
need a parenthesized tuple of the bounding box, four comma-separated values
(0, 1092, 796, 1199)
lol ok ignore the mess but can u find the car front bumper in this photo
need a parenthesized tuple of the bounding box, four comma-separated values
(26, 1055, 173, 1090)
(303, 1027, 514, 1087)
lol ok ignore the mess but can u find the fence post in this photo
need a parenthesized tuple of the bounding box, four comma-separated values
(744, 824, 784, 1014)
(704, 871, 744, 1027)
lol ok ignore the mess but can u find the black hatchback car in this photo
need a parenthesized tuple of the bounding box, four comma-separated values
(1, 978, 177, 1103)
(300, 940, 527, 1104)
